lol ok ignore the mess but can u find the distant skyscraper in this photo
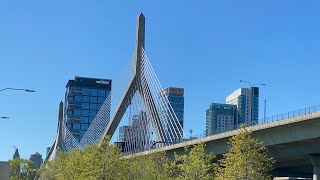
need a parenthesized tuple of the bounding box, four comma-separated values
(119, 126, 130, 142)
(160, 87, 184, 141)
(116, 125, 130, 152)
(118, 112, 150, 153)
(129, 111, 150, 152)
(206, 103, 237, 136)
(226, 87, 259, 127)
(13, 147, 20, 159)
(64, 76, 112, 142)
(29, 152, 43, 169)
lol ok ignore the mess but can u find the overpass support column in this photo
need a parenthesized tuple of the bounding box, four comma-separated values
(310, 154, 320, 180)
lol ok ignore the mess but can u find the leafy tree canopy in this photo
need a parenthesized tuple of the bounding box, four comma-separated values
(217, 125, 275, 180)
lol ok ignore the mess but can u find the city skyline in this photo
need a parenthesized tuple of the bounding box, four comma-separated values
(1, 1, 320, 161)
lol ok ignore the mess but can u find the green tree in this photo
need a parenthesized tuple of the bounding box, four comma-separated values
(9, 158, 37, 180)
(217, 125, 275, 180)
(166, 143, 217, 180)
(40, 136, 128, 180)
(41, 138, 218, 180)
(39, 152, 68, 180)
(126, 151, 169, 180)
(99, 137, 128, 180)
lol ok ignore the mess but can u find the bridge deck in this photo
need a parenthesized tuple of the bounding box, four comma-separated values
(129, 111, 320, 178)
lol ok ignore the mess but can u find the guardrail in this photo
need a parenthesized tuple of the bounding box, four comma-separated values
(261, 105, 320, 123)
(123, 104, 320, 154)
(183, 104, 320, 142)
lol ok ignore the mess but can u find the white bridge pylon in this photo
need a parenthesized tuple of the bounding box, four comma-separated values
(100, 13, 185, 151)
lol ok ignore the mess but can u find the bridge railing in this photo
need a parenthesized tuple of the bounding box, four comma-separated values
(261, 104, 320, 123)
(125, 104, 320, 152)
(180, 104, 320, 143)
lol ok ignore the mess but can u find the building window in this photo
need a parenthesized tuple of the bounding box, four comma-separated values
(98, 90, 105, 97)
(74, 110, 81, 116)
(90, 104, 97, 110)
(81, 124, 88, 130)
(67, 110, 73, 115)
(82, 88, 90, 95)
(82, 103, 89, 109)
(90, 97, 98, 103)
(82, 96, 89, 103)
(75, 96, 82, 102)
(75, 87, 82, 92)
(98, 97, 105, 103)
(82, 110, 89, 116)
(89, 110, 97, 117)
(81, 117, 88, 123)
(91, 89, 98, 96)
(73, 124, 80, 130)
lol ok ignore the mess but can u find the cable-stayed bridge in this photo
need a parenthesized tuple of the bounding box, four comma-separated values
(47, 13, 185, 160)
(45, 13, 320, 178)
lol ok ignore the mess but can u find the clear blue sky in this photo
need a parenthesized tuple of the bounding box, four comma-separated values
(1, 1, 320, 161)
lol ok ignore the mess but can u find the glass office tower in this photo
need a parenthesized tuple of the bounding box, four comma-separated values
(160, 87, 184, 141)
(64, 76, 112, 142)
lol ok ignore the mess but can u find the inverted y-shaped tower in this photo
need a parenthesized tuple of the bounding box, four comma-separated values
(100, 13, 166, 143)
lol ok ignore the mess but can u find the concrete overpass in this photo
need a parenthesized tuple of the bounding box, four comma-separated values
(138, 111, 320, 179)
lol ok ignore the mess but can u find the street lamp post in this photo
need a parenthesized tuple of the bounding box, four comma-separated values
(264, 98, 267, 123)
(240, 80, 265, 126)
(0, 88, 35, 92)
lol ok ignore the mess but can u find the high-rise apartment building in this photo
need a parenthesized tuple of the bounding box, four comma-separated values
(118, 111, 150, 152)
(160, 87, 184, 141)
(128, 111, 150, 152)
(29, 152, 43, 169)
(226, 87, 259, 127)
(64, 76, 112, 142)
(206, 103, 237, 136)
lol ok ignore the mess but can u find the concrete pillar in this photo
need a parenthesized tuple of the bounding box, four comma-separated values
(310, 154, 320, 180)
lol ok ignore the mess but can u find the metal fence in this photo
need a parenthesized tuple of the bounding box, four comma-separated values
(260, 104, 320, 123)
(183, 104, 320, 143)
(124, 104, 320, 153)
